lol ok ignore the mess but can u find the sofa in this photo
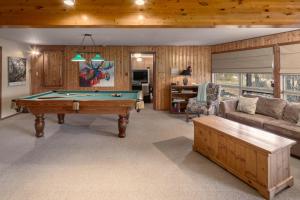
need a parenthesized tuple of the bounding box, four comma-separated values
(219, 96, 300, 157)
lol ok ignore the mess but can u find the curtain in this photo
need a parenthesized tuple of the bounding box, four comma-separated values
(280, 43, 300, 74)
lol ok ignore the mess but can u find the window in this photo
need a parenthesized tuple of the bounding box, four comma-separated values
(214, 73, 239, 86)
(212, 48, 275, 99)
(241, 73, 274, 97)
(214, 73, 240, 99)
(213, 73, 274, 99)
(282, 74, 300, 102)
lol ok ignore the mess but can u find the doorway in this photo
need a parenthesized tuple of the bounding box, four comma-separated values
(130, 53, 156, 110)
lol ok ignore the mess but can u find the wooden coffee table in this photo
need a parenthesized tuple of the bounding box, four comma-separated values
(193, 116, 296, 200)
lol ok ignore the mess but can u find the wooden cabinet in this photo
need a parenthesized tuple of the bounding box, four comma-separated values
(193, 116, 296, 200)
(42, 50, 63, 87)
(170, 85, 198, 113)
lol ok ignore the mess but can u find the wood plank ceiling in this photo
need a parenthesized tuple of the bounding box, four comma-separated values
(0, 0, 300, 27)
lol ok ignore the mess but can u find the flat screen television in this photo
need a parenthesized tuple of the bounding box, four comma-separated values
(132, 70, 149, 83)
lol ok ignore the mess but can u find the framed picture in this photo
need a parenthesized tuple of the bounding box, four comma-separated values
(8, 57, 27, 86)
(79, 61, 115, 87)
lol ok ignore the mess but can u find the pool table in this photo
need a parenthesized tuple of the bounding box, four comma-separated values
(12, 90, 144, 138)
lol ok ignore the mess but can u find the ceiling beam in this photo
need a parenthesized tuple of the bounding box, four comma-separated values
(0, 0, 300, 27)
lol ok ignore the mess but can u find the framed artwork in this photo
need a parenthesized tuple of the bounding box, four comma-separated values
(79, 61, 115, 87)
(8, 57, 27, 86)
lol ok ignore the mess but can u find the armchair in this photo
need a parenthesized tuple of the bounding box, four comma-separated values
(185, 83, 221, 122)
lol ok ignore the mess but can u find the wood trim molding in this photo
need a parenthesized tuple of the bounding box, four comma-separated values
(273, 45, 281, 98)
(0, 47, 2, 118)
(211, 44, 276, 55)
(1, 113, 20, 120)
(212, 30, 300, 53)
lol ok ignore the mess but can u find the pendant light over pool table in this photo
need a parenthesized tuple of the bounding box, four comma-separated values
(71, 34, 105, 62)
(71, 53, 86, 62)
(91, 53, 105, 62)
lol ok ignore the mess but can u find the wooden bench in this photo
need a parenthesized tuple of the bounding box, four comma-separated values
(193, 116, 296, 200)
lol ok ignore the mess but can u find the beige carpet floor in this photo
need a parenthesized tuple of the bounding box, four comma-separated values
(0, 105, 299, 200)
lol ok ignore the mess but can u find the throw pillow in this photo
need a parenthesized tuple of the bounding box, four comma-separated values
(237, 96, 259, 115)
(283, 103, 300, 123)
(256, 97, 287, 119)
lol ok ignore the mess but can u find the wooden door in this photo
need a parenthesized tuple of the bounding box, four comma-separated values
(43, 50, 63, 87)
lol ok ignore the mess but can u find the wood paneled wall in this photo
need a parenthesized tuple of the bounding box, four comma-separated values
(212, 30, 300, 53)
(31, 46, 211, 110)
(212, 30, 300, 98)
(43, 50, 64, 87)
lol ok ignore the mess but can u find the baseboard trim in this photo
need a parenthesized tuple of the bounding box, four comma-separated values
(0, 113, 20, 120)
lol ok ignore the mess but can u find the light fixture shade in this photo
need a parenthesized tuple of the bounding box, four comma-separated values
(91, 54, 105, 62)
(71, 54, 86, 62)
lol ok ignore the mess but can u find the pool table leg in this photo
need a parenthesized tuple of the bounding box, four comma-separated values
(118, 114, 129, 138)
(126, 113, 130, 122)
(35, 114, 45, 137)
(58, 114, 65, 124)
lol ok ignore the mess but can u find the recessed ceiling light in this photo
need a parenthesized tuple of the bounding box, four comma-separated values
(81, 15, 89, 21)
(134, 53, 142, 58)
(137, 57, 143, 62)
(135, 0, 145, 6)
(64, 0, 75, 6)
(138, 15, 144, 20)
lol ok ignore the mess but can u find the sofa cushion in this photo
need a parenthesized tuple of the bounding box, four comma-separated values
(226, 111, 274, 128)
(237, 96, 259, 115)
(256, 97, 287, 119)
(264, 120, 300, 140)
(283, 103, 300, 123)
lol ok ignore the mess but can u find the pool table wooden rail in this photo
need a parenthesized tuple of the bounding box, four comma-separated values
(12, 96, 142, 138)
(12, 99, 137, 115)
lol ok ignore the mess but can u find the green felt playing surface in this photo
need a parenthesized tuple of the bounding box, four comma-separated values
(22, 91, 141, 101)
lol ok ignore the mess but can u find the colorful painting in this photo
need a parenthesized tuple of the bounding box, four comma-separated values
(79, 61, 115, 87)
(8, 57, 27, 86)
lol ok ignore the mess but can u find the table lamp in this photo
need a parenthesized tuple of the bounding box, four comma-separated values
(180, 66, 192, 85)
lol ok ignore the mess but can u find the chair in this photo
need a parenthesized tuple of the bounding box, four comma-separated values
(185, 83, 221, 122)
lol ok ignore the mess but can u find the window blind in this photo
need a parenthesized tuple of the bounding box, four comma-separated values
(212, 47, 274, 73)
(280, 43, 300, 74)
